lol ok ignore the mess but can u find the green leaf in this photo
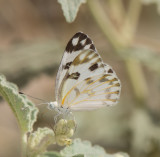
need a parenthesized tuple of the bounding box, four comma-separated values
(27, 127, 56, 156)
(40, 151, 62, 157)
(61, 139, 129, 157)
(0, 74, 38, 133)
(58, 0, 86, 23)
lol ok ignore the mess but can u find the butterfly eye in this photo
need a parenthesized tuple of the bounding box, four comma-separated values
(47, 101, 58, 110)
(47, 103, 54, 110)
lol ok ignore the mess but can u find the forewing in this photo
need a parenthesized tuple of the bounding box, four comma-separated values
(60, 49, 106, 106)
(60, 49, 121, 109)
(56, 32, 121, 109)
(55, 32, 97, 102)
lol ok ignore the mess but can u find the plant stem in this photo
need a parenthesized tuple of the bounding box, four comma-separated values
(123, 0, 148, 103)
(122, 0, 142, 44)
(21, 133, 28, 157)
(125, 58, 148, 104)
(108, 0, 125, 25)
(88, 0, 125, 51)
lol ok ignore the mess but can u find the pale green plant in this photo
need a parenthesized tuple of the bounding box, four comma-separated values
(58, 0, 86, 23)
(0, 74, 128, 157)
(0, 74, 76, 157)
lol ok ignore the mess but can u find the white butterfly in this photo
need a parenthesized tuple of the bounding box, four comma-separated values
(48, 32, 121, 118)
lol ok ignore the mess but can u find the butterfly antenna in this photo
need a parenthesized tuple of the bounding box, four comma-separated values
(19, 91, 47, 103)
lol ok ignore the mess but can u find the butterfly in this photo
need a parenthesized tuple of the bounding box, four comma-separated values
(47, 32, 121, 119)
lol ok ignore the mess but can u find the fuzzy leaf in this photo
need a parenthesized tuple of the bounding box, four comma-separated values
(72, 155, 84, 157)
(58, 0, 86, 23)
(40, 151, 62, 157)
(61, 139, 129, 157)
(27, 127, 56, 156)
(0, 74, 38, 133)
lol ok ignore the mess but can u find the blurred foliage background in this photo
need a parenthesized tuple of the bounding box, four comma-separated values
(0, 0, 160, 157)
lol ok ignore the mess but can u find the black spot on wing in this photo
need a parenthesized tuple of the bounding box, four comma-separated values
(116, 83, 120, 86)
(89, 63, 98, 71)
(85, 77, 94, 84)
(112, 78, 118, 81)
(65, 32, 81, 53)
(66, 39, 74, 53)
(108, 69, 113, 73)
(64, 62, 72, 69)
(65, 32, 86, 53)
(85, 38, 92, 45)
(67, 72, 80, 80)
(90, 44, 96, 51)
(73, 33, 88, 51)
(73, 42, 84, 51)
(79, 33, 87, 41)
(115, 90, 120, 94)
(74, 32, 82, 38)
(65, 32, 96, 53)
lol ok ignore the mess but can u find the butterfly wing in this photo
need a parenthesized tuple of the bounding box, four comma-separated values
(55, 32, 97, 103)
(60, 49, 121, 110)
(55, 32, 121, 110)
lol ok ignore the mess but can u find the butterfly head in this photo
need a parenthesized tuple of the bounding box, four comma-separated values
(47, 101, 58, 110)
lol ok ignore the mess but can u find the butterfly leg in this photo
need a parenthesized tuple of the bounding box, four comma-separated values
(54, 114, 58, 124)
(68, 111, 77, 132)
(54, 112, 62, 124)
